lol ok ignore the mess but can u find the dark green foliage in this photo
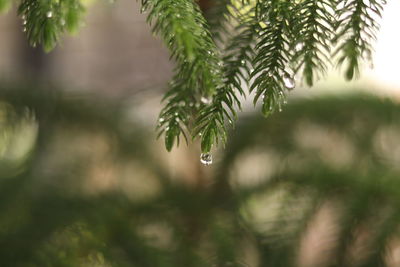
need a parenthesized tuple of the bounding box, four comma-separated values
(3, 0, 387, 151)
(17, 0, 84, 51)
(292, 0, 336, 86)
(141, 0, 224, 151)
(333, 0, 384, 80)
(1, 85, 400, 266)
(250, 0, 294, 116)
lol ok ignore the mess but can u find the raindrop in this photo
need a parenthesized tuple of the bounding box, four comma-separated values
(279, 107, 282, 112)
(240, 59, 246, 65)
(174, 112, 179, 116)
(140, 6, 146, 13)
(201, 96, 212, 105)
(283, 74, 295, 90)
(22, 20, 27, 25)
(200, 153, 212, 165)
(159, 117, 165, 123)
(46, 11, 53, 18)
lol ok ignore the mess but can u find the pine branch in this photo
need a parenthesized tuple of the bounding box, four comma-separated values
(333, 0, 384, 80)
(141, 0, 224, 151)
(292, 0, 336, 86)
(193, 6, 257, 153)
(18, 0, 85, 51)
(250, 0, 295, 117)
(4, 0, 389, 155)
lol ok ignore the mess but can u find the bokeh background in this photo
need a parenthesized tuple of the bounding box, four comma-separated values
(1, 1, 400, 266)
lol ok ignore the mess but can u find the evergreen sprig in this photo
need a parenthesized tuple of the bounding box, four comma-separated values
(141, 0, 224, 151)
(250, 0, 295, 117)
(333, 0, 385, 80)
(18, 0, 84, 51)
(292, 0, 336, 86)
(193, 4, 256, 153)
(3, 0, 388, 154)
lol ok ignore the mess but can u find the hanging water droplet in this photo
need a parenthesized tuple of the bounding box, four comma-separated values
(228, 119, 233, 124)
(159, 117, 165, 123)
(201, 96, 212, 105)
(283, 75, 295, 90)
(140, 6, 146, 13)
(46, 11, 53, 18)
(23, 27, 27, 32)
(283, 99, 288, 105)
(240, 59, 246, 65)
(22, 20, 27, 25)
(200, 153, 212, 165)
(174, 112, 179, 116)
(279, 107, 282, 112)
(21, 15, 26, 20)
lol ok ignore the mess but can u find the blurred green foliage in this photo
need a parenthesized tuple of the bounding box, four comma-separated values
(1, 84, 400, 267)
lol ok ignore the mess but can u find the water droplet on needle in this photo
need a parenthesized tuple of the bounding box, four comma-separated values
(283, 74, 295, 90)
(200, 153, 212, 165)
